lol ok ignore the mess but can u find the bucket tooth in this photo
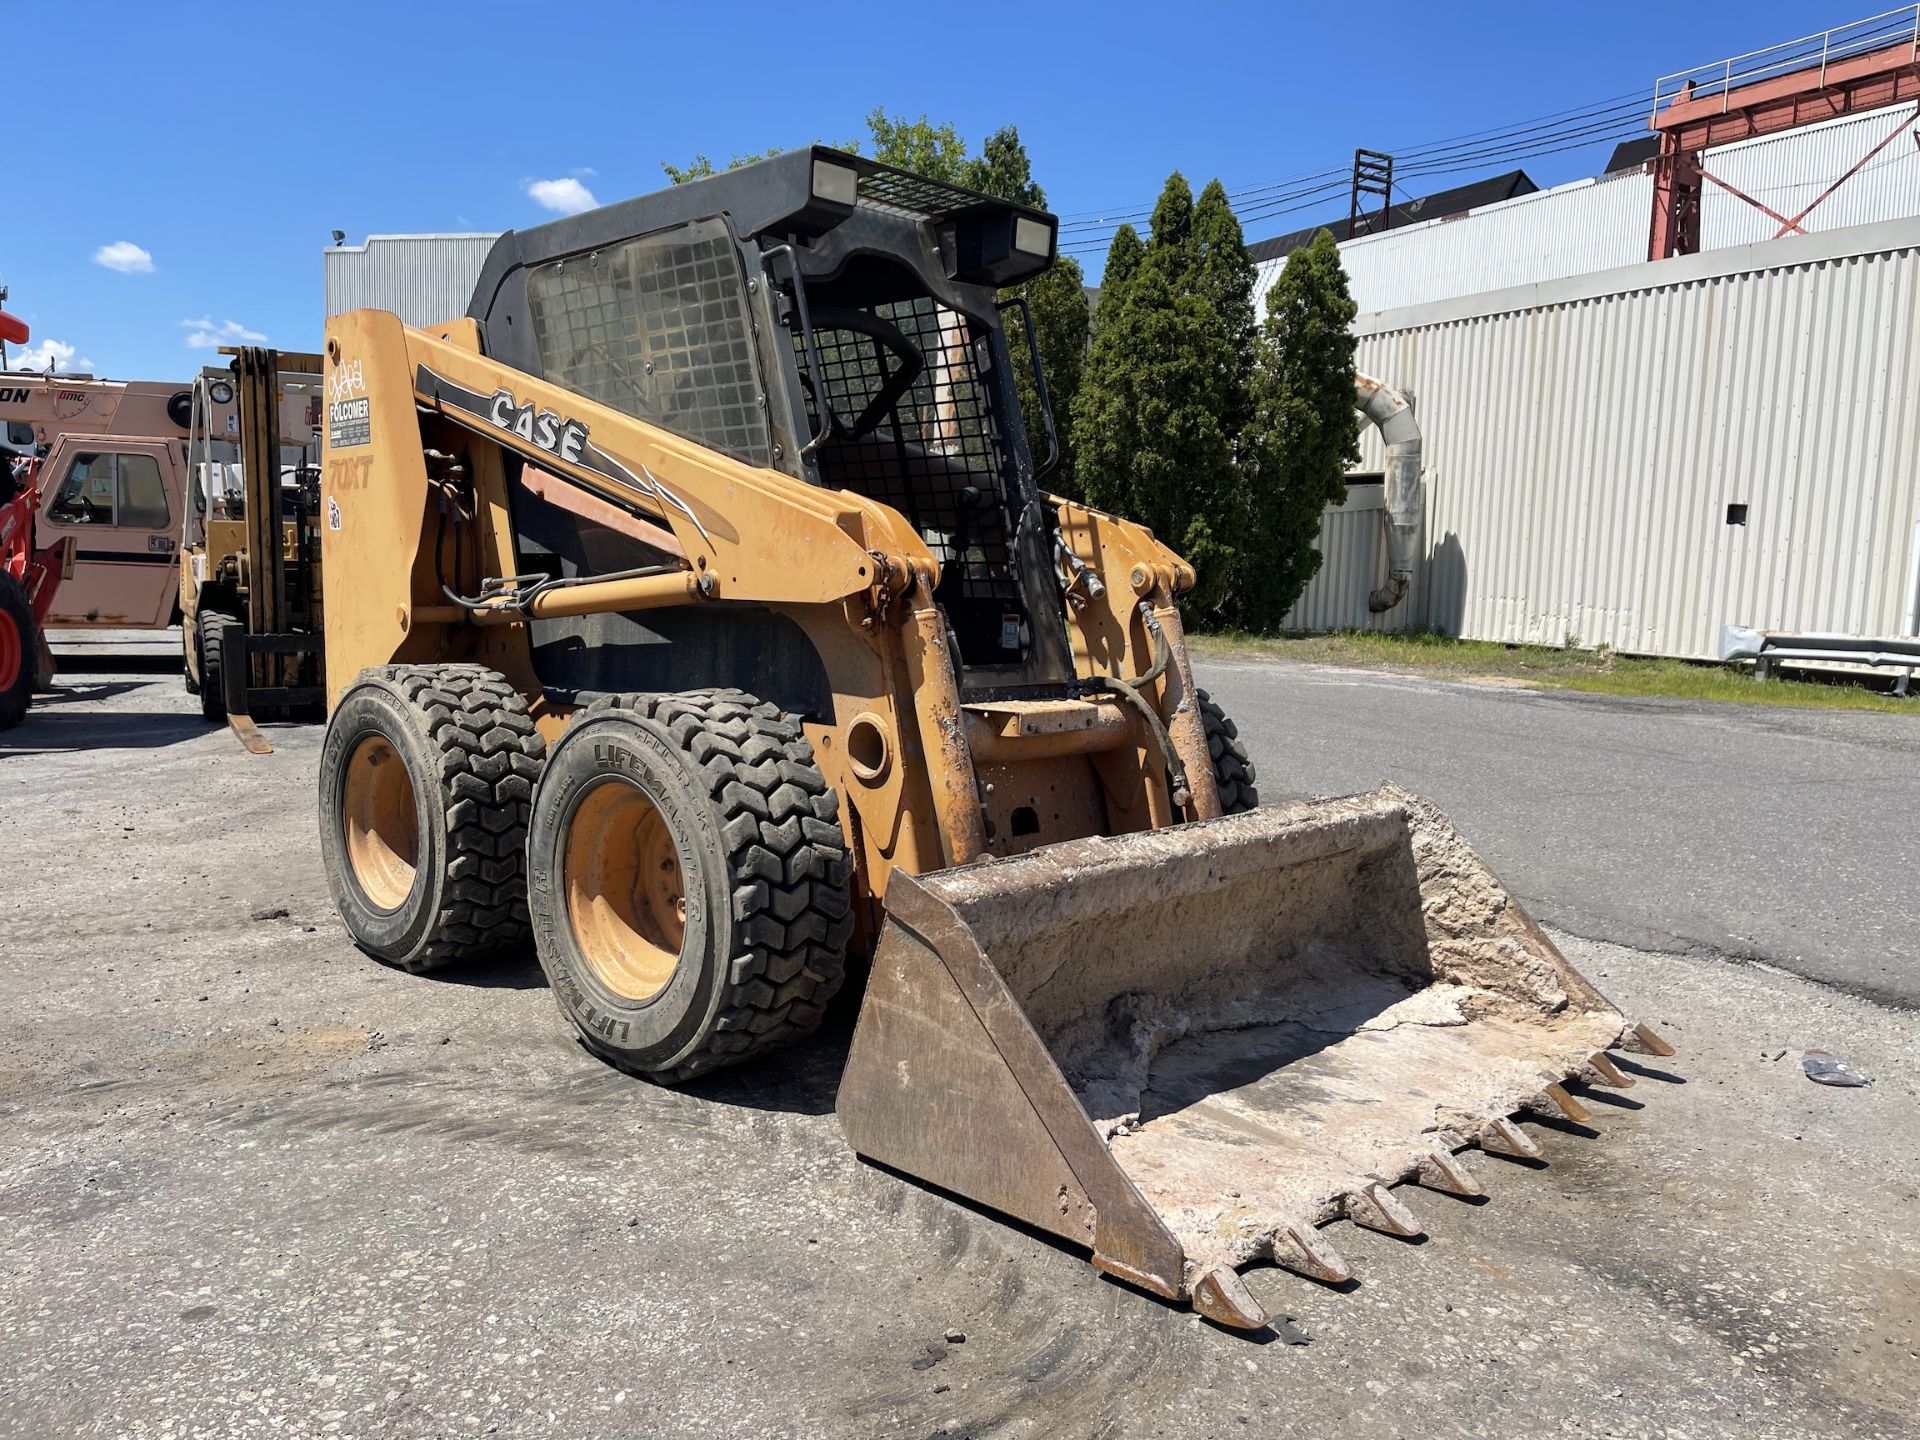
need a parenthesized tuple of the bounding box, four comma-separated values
(1192, 1264, 1270, 1330)
(1479, 1116, 1543, 1161)
(1272, 1222, 1353, 1285)
(1538, 1082, 1592, 1124)
(1623, 1022, 1677, 1057)
(1417, 1147, 1483, 1198)
(1584, 1052, 1635, 1088)
(1345, 1182, 1424, 1238)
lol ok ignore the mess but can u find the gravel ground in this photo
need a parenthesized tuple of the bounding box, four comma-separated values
(2, 641, 1915, 1439)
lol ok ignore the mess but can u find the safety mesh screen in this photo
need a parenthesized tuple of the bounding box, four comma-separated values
(526, 217, 771, 467)
(855, 169, 974, 221)
(798, 297, 1018, 605)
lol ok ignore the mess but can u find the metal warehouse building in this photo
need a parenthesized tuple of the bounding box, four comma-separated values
(1294, 218, 1920, 658)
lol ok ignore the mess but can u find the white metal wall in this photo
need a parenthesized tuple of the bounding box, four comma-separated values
(1298, 219, 1920, 658)
(1252, 103, 1920, 318)
(1280, 481, 1428, 633)
(1702, 102, 1920, 248)
(1254, 171, 1652, 317)
(323, 234, 500, 328)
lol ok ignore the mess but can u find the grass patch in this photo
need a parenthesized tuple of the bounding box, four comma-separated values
(1190, 629, 1917, 714)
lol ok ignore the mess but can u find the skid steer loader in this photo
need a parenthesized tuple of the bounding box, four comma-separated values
(315, 147, 1670, 1330)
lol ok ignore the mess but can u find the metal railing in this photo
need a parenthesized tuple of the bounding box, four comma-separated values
(1652, 6, 1920, 122)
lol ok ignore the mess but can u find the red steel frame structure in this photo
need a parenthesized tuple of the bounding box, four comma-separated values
(1648, 10, 1920, 259)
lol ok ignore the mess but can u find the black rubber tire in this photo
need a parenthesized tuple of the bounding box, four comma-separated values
(318, 664, 546, 973)
(0, 571, 35, 731)
(1197, 686, 1259, 813)
(527, 688, 853, 1082)
(197, 611, 240, 722)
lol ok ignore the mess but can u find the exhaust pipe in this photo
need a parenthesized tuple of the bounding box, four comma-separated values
(1355, 373, 1423, 613)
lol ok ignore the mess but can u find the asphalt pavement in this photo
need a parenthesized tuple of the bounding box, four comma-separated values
(1194, 655, 1920, 1007)
(2, 638, 1915, 1439)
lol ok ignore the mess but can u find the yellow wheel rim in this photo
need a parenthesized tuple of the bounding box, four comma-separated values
(342, 734, 419, 912)
(564, 779, 687, 1001)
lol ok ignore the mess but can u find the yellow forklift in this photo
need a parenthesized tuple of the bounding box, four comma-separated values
(180, 347, 326, 751)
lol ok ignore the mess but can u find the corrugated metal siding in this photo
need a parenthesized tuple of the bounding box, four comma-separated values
(1703, 102, 1920, 248)
(1329, 219, 1920, 658)
(1280, 483, 1422, 632)
(1254, 171, 1652, 317)
(323, 234, 500, 327)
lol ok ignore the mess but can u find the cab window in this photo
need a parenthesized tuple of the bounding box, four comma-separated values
(48, 453, 115, 524)
(118, 453, 170, 527)
(525, 216, 772, 467)
(47, 451, 171, 528)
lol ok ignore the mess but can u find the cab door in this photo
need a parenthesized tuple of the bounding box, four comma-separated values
(38, 437, 182, 627)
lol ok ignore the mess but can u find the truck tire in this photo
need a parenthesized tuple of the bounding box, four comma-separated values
(0, 572, 35, 730)
(1197, 687, 1259, 814)
(318, 664, 546, 973)
(527, 688, 853, 1082)
(197, 611, 240, 721)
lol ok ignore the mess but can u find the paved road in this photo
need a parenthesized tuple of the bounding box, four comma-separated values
(1196, 656, 1920, 1008)
(1, 642, 1916, 1439)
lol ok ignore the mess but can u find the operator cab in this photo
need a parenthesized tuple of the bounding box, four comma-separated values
(468, 148, 1073, 710)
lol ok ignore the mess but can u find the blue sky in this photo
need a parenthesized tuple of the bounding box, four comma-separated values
(1, 0, 1845, 380)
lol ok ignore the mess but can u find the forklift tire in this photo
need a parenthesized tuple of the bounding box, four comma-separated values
(0, 572, 35, 730)
(1197, 687, 1259, 814)
(526, 689, 854, 1083)
(318, 664, 546, 973)
(197, 612, 240, 722)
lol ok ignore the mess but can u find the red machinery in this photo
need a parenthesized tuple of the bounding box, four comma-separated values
(1, 306, 73, 729)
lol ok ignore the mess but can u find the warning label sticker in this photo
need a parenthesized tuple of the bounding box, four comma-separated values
(328, 397, 371, 449)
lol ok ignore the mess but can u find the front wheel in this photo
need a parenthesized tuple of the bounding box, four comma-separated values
(0, 572, 35, 730)
(317, 664, 546, 972)
(197, 611, 240, 722)
(1196, 687, 1259, 814)
(526, 689, 853, 1082)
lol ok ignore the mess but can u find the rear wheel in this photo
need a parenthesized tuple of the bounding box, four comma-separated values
(318, 664, 546, 972)
(527, 689, 853, 1082)
(197, 611, 240, 722)
(1197, 687, 1258, 814)
(0, 572, 34, 730)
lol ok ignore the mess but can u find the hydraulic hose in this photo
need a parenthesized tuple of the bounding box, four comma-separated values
(1095, 602, 1192, 812)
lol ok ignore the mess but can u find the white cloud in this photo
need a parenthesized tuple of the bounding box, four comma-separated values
(570, 166, 598, 179)
(180, 317, 268, 349)
(525, 176, 599, 215)
(93, 240, 155, 274)
(7, 336, 93, 372)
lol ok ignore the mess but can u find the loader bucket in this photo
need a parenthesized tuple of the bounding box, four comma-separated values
(837, 783, 1660, 1330)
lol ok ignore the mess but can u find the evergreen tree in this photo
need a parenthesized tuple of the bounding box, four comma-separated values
(1074, 175, 1247, 615)
(960, 126, 1089, 496)
(1189, 178, 1258, 431)
(1099, 224, 1145, 300)
(962, 127, 1044, 207)
(1144, 173, 1194, 272)
(1236, 229, 1360, 630)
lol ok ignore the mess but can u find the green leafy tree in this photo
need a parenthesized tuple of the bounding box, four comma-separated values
(661, 147, 792, 184)
(864, 109, 968, 183)
(1236, 229, 1360, 630)
(1075, 178, 1246, 615)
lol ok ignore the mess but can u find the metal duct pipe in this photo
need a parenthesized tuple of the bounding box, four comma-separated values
(1354, 373, 1424, 613)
